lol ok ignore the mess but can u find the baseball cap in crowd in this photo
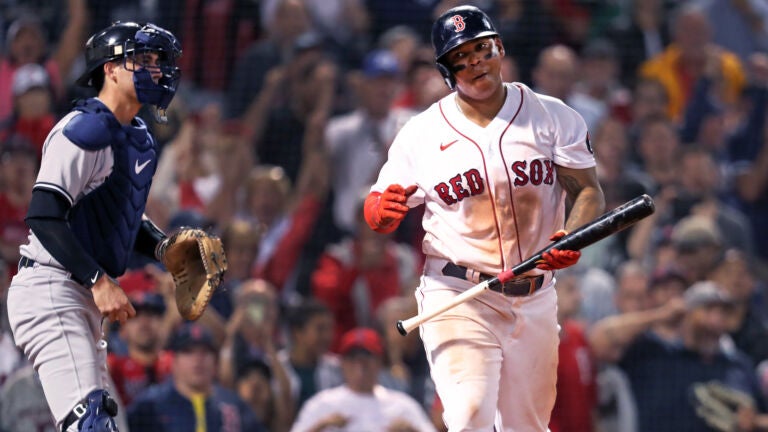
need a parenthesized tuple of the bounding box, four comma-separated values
(236, 356, 273, 382)
(168, 323, 217, 353)
(5, 14, 45, 46)
(129, 291, 166, 315)
(361, 50, 401, 78)
(338, 327, 383, 357)
(12, 63, 50, 96)
(671, 215, 722, 254)
(683, 281, 733, 309)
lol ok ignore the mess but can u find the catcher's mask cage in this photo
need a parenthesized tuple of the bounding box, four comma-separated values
(431, 5, 499, 90)
(76, 21, 182, 123)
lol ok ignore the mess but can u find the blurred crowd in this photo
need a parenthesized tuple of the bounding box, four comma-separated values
(1, 0, 768, 430)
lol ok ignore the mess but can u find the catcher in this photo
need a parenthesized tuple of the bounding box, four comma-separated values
(6, 22, 225, 432)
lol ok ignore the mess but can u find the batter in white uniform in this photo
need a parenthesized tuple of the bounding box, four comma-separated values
(363, 6, 605, 431)
(6, 22, 181, 432)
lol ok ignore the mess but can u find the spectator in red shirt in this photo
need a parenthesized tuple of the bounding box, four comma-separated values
(311, 200, 419, 351)
(549, 270, 597, 432)
(107, 292, 173, 406)
(248, 160, 328, 298)
(0, 64, 56, 157)
(0, 135, 38, 278)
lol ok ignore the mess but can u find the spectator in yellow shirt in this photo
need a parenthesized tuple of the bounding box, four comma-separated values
(640, 4, 745, 121)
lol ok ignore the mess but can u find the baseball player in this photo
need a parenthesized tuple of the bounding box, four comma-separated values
(364, 5, 605, 431)
(5, 22, 182, 432)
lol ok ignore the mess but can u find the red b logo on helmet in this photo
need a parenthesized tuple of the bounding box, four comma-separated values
(451, 15, 465, 32)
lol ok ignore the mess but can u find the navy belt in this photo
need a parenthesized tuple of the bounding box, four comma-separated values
(442, 262, 545, 297)
(18, 256, 36, 271)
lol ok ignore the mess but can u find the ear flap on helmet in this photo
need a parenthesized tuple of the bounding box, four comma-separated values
(436, 61, 455, 90)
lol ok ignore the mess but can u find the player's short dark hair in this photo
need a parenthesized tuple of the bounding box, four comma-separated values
(285, 298, 332, 332)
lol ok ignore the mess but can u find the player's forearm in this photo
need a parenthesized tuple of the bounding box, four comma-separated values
(563, 185, 605, 232)
(555, 166, 605, 231)
(588, 308, 667, 362)
(266, 353, 296, 430)
(54, 0, 88, 77)
(242, 70, 283, 142)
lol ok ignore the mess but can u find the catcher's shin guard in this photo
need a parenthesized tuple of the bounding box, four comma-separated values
(61, 389, 119, 432)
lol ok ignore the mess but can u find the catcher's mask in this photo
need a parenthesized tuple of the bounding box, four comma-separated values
(431, 5, 499, 90)
(76, 21, 182, 123)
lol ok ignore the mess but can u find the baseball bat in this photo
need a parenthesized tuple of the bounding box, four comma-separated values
(396, 194, 655, 335)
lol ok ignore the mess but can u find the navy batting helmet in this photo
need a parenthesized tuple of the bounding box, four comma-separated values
(431, 5, 498, 89)
(76, 22, 182, 121)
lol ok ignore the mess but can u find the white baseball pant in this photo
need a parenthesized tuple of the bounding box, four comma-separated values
(7, 264, 110, 430)
(418, 272, 559, 431)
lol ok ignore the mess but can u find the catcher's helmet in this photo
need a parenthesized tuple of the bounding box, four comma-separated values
(76, 21, 182, 120)
(431, 5, 498, 89)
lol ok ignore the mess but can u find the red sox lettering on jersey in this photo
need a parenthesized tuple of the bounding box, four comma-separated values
(433, 159, 557, 205)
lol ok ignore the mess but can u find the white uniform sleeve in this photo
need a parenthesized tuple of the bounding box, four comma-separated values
(370, 118, 423, 205)
(546, 98, 595, 169)
(34, 116, 111, 206)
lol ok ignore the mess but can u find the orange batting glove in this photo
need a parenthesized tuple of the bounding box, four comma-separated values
(536, 229, 580, 270)
(364, 184, 417, 234)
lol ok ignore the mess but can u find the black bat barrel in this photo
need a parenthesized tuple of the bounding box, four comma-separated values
(510, 194, 655, 276)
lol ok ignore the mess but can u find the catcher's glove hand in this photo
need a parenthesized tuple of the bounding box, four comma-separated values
(156, 228, 227, 320)
(691, 381, 755, 432)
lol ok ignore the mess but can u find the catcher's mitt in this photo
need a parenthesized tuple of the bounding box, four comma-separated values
(691, 381, 755, 432)
(156, 228, 227, 320)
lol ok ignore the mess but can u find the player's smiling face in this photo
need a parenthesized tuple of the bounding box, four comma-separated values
(445, 36, 504, 97)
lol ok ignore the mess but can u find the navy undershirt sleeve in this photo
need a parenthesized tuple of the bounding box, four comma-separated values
(26, 188, 105, 287)
(133, 219, 166, 260)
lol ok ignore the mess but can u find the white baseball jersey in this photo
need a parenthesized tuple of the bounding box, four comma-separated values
(290, 384, 437, 432)
(371, 82, 595, 276)
(372, 82, 595, 431)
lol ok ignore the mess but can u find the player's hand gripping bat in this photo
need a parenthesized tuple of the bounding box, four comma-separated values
(396, 194, 655, 335)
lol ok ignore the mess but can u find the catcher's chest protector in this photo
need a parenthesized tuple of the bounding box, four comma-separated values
(65, 98, 158, 277)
